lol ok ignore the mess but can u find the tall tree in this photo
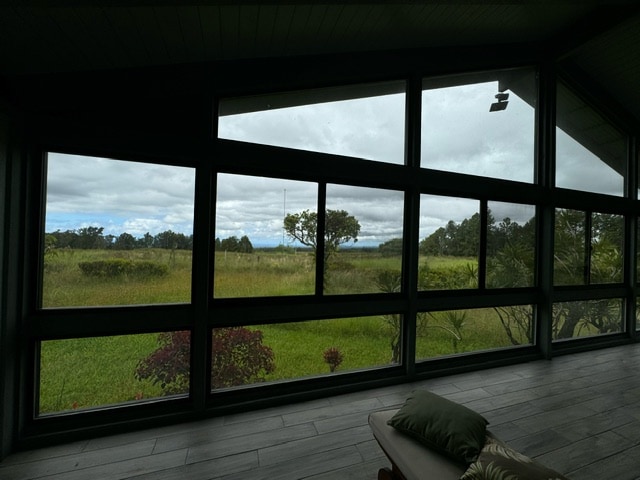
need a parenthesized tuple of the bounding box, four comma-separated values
(284, 209, 360, 264)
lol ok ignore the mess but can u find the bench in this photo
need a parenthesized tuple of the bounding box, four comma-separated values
(368, 390, 570, 480)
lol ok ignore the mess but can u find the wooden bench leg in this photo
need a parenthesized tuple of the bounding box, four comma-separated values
(378, 464, 407, 480)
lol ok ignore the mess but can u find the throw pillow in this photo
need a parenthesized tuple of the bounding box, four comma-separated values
(387, 389, 488, 464)
(460, 436, 569, 479)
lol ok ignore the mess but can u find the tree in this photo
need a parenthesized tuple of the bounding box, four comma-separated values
(284, 209, 360, 264)
(378, 238, 403, 257)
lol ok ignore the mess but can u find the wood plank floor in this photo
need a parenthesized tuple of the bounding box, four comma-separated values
(3, 343, 640, 479)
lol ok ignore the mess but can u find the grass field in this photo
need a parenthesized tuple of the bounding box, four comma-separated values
(39, 248, 525, 414)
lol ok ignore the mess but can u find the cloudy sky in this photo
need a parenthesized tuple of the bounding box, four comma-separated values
(45, 77, 623, 247)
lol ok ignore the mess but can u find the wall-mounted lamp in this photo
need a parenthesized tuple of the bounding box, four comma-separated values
(489, 92, 509, 112)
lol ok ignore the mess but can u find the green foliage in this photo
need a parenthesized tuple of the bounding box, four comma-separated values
(284, 209, 360, 258)
(378, 237, 403, 257)
(78, 258, 169, 278)
(135, 328, 275, 394)
(217, 235, 254, 253)
(323, 347, 344, 372)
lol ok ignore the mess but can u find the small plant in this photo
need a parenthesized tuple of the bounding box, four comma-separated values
(323, 347, 344, 373)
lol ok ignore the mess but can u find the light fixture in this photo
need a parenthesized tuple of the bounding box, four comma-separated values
(489, 92, 509, 112)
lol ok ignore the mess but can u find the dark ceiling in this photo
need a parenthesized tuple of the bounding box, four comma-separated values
(2, 2, 640, 126)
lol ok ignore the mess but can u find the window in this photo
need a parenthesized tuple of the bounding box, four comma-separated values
(554, 209, 623, 286)
(214, 173, 317, 298)
(324, 184, 404, 295)
(552, 299, 623, 341)
(416, 306, 533, 360)
(211, 316, 400, 391)
(486, 202, 536, 288)
(39, 331, 190, 415)
(555, 82, 626, 196)
(421, 69, 536, 182)
(419, 195, 479, 290)
(218, 82, 406, 165)
(43, 153, 195, 308)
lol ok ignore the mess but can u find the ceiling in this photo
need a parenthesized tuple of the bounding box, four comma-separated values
(1, 2, 640, 126)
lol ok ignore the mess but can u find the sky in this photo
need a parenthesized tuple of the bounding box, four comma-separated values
(45, 75, 624, 248)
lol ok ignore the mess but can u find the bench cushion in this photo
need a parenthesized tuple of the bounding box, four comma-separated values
(369, 409, 466, 480)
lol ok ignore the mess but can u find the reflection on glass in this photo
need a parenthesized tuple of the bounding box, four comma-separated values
(324, 184, 404, 295)
(214, 173, 317, 298)
(554, 208, 586, 286)
(591, 212, 623, 284)
(552, 299, 623, 340)
(218, 82, 406, 164)
(554, 209, 624, 286)
(43, 153, 195, 308)
(418, 195, 479, 290)
(39, 331, 190, 415)
(487, 202, 536, 288)
(211, 316, 399, 391)
(556, 82, 626, 196)
(421, 69, 536, 182)
(416, 306, 533, 360)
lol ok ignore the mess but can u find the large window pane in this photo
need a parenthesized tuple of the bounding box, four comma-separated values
(218, 82, 406, 164)
(211, 317, 399, 391)
(43, 153, 195, 308)
(419, 195, 479, 290)
(421, 69, 536, 182)
(214, 174, 317, 298)
(556, 82, 626, 196)
(552, 299, 623, 341)
(487, 202, 536, 288)
(324, 184, 404, 295)
(416, 306, 533, 360)
(39, 331, 190, 415)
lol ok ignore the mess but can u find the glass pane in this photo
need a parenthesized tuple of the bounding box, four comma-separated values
(211, 317, 399, 391)
(324, 184, 404, 295)
(421, 69, 536, 182)
(554, 208, 586, 286)
(218, 82, 406, 164)
(214, 174, 316, 298)
(487, 202, 536, 288)
(39, 331, 190, 415)
(556, 82, 626, 196)
(552, 299, 623, 341)
(43, 153, 195, 308)
(591, 213, 623, 284)
(418, 195, 479, 290)
(416, 306, 533, 360)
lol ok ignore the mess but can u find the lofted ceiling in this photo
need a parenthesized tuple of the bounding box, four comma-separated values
(1, 2, 640, 127)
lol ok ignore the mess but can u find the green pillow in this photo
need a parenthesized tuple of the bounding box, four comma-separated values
(460, 435, 570, 479)
(387, 390, 488, 464)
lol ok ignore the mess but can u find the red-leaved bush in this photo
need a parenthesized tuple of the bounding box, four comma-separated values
(135, 328, 275, 395)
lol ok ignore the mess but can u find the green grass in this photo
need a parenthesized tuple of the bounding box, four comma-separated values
(39, 248, 526, 412)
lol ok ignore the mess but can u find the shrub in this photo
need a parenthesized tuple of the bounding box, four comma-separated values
(323, 347, 344, 373)
(135, 327, 276, 395)
(78, 259, 169, 278)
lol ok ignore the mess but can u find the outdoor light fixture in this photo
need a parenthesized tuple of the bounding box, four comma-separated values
(489, 92, 509, 112)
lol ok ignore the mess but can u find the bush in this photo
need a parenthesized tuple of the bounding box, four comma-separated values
(135, 327, 276, 395)
(78, 259, 169, 278)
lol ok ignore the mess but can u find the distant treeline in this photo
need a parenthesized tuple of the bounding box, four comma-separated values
(45, 226, 255, 253)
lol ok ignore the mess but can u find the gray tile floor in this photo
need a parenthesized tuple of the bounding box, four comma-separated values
(2, 343, 640, 479)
